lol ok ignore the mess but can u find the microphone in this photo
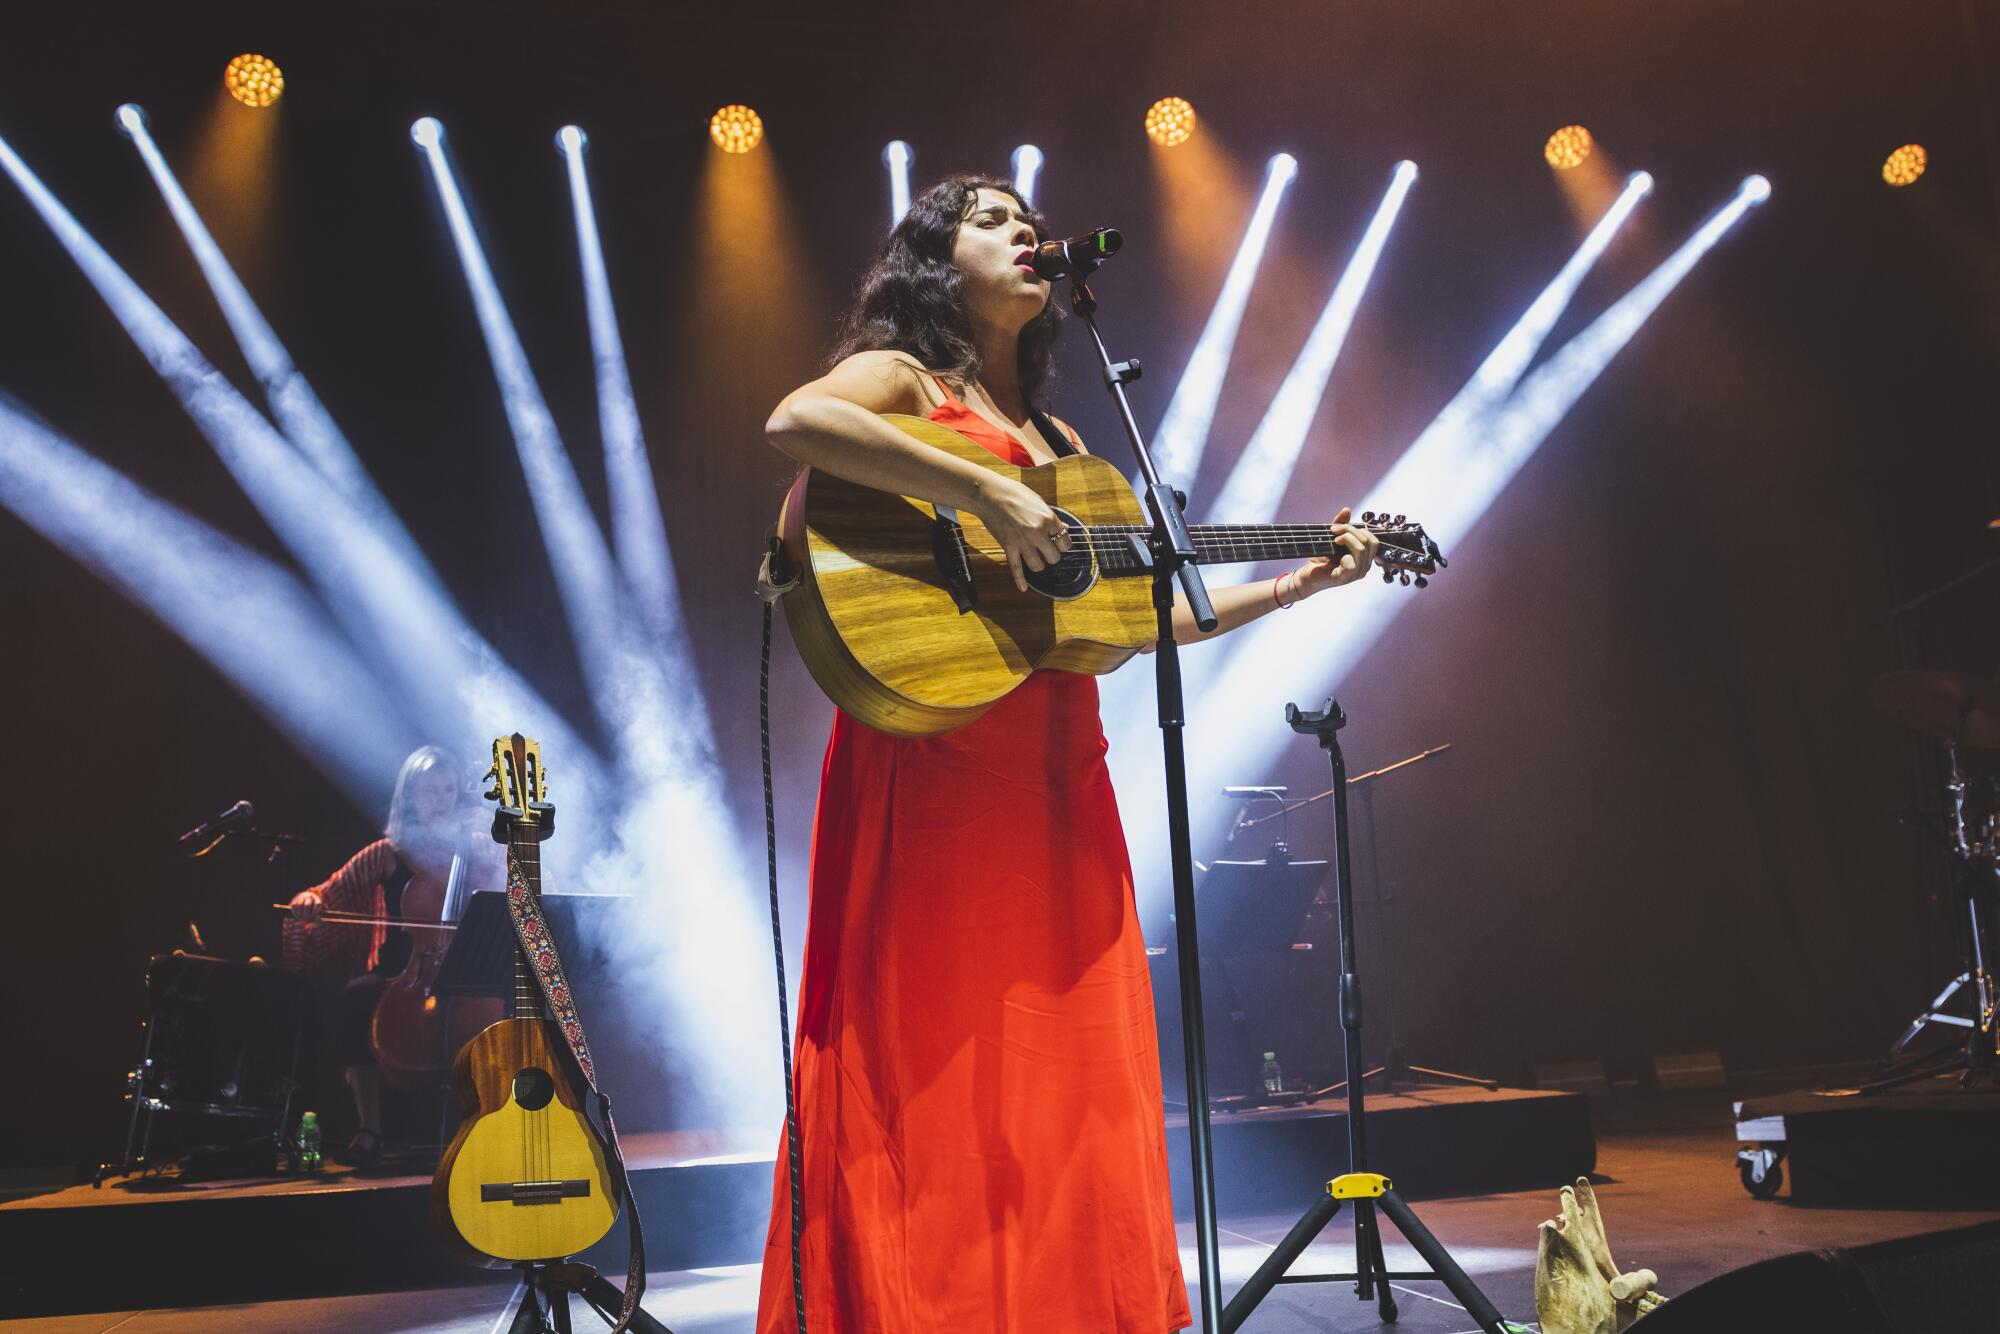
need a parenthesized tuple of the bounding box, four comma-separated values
(178, 799, 255, 852)
(1030, 227, 1123, 280)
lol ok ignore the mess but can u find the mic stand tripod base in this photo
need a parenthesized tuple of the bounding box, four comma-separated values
(1219, 1174, 1517, 1334)
(508, 1260, 674, 1334)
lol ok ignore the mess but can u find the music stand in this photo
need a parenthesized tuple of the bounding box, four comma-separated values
(1198, 858, 1327, 952)
(1195, 857, 1328, 1106)
(431, 889, 517, 1001)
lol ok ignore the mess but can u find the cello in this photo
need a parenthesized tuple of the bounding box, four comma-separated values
(371, 849, 503, 1089)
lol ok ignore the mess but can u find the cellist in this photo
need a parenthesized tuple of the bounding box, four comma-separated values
(284, 745, 495, 1165)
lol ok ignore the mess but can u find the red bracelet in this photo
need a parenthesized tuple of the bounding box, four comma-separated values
(1272, 571, 1299, 610)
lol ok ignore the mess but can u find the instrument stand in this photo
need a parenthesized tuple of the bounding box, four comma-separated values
(1312, 771, 1496, 1099)
(438, 895, 665, 1334)
(1224, 700, 1513, 1334)
(1864, 738, 2000, 1095)
(1066, 266, 1228, 1332)
(508, 1260, 674, 1334)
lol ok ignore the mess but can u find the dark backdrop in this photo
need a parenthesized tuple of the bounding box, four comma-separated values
(3, 0, 1996, 1169)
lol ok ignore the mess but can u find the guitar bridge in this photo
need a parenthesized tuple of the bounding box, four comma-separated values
(480, 1179, 592, 1207)
(930, 504, 978, 614)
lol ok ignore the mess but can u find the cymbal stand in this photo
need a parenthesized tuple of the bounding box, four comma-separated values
(1867, 738, 1999, 1092)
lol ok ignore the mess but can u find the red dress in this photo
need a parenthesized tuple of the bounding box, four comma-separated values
(755, 386, 1191, 1333)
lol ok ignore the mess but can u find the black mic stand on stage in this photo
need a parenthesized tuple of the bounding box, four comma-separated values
(1220, 699, 1514, 1333)
(1059, 257, 1228, 1333)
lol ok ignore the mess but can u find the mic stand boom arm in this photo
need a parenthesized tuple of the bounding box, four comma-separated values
(1063, 267, 1226, 1334)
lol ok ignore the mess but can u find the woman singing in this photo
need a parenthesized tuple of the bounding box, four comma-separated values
(757, 175, 1379, 1332)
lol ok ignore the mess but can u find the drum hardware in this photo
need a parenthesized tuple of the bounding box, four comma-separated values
(1862, 669, 2000, 1094)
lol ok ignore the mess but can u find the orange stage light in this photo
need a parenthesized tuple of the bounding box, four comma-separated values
(1146, 97, 1196, 148)
(1545, 125, 1593, 170)
(710, 104, 765, 154)
(224, 54, 284, 109)
(1882, 144, 1928, 187)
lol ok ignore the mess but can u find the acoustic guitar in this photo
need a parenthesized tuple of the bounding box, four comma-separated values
(776, 412, 1445, 737)
(431, 734, 620, 1265)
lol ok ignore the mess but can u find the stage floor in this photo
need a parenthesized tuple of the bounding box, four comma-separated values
(11, 1114, 1997, 1333)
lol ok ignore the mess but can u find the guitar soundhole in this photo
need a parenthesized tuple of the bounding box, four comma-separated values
(512, 1066, 555, 1111)
(1024, 509, 1095, 601)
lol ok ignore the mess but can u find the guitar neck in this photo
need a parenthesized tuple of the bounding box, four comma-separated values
(1087, 523, 1350, 575)
(507, 828, 546, 1023)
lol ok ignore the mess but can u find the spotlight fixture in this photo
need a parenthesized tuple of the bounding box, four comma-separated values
(114, 103, 146, 135)
(1145, 97, 1196, 147)
(709, 105, 764, 154)
(410, 117, 443, 149)
(883, 140, 913, 223)
(1011, 143, 1044, 202)
(1544, 125, 1593, 170)
(224, 54, 284, 109)
(555, 125, 587, 154)
(1882, 144, 1928, 187)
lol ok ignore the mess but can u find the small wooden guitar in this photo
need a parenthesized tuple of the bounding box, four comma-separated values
(431, 734, 620, 1265)
(777, 413, 1446, 737)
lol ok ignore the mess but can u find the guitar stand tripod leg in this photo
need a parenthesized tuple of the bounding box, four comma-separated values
(1219, 1175, 1510, 1334)
(510, 1261, 675, 1334)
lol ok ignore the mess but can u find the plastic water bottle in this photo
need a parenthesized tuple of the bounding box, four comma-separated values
(295, 1110, 323, 1171)
(1261, 1052, 1284, 1097)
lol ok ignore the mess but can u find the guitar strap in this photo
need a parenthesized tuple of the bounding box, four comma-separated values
(1030, 408, 1081, 459)
(503, 852, 647, 1333)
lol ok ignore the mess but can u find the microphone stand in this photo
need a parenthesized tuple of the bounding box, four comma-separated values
(1062, 263, 1226, 1333)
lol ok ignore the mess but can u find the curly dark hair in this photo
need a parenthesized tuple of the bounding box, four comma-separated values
(827, 174, 1063, 407)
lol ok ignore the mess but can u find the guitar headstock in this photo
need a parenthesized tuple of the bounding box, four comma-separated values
(1359, 511, 1448, 589)
(484, 732, 556, 843)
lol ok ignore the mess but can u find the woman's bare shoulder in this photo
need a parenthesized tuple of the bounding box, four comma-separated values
(806, 350, 933, 415)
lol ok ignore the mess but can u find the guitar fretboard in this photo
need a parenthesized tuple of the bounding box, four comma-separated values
(508, 826, 545, 1023)
(1085, 524, 1358, 575)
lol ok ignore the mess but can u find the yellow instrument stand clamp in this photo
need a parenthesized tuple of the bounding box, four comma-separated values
(1327, 1171, 1391, 1199)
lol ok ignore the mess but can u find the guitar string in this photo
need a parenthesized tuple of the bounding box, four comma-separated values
(512, 826, 543, 1183)
(948, 526, 1430, 571)
(947, 525, 1423, 552)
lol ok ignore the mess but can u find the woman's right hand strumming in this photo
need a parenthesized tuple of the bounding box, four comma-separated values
(967, 474, 1069, 592)
(288, 888, 324, 924)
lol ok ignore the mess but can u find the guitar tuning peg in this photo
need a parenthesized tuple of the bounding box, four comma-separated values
(1398, 571, 1411, 586)
(1381, 567, 1394, 584)
(1413, 574, 1429, 589)
(1361, 511, 1376, 524)
(1392, 513, 1405, 526)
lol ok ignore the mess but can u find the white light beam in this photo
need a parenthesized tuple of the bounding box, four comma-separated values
(1012, 144, 1044, 204)
(556, 125, 697, 681)
(884, 140, 913, 227)
(1146, 153, 1298, 486)
(0, 399, 416, 805)
(0, 126, 603, 798)
(1206, 160, 1418, 524)
(1120, 176, 1769, 905)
